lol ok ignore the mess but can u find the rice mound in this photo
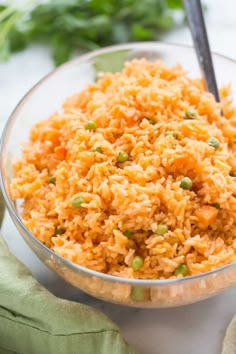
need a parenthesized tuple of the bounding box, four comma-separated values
(11, 59, 236, 279)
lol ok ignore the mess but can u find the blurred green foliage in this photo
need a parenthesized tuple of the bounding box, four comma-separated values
(0, 0, 183, 66)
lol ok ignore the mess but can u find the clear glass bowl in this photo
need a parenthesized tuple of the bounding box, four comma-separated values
(1, 42, 236, 308)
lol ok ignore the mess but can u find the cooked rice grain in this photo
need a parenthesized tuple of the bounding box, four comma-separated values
(11, 59, 236, 279)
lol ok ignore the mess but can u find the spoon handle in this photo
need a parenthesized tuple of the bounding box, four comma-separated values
(183, 0, 220, 102)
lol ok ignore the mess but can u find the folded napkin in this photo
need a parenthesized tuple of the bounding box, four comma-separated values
(222, 315, 236, 354)
(0, 204, 136, 354)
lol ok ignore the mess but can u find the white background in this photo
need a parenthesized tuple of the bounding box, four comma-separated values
(1, 1, 236, 353)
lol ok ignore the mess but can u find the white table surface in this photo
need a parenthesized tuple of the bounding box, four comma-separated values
(1, 1, 236, 353)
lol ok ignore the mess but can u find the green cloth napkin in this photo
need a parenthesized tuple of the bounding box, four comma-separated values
(0, 201, 136, 354)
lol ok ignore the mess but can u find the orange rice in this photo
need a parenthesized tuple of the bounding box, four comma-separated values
(11, 59, 236, 279)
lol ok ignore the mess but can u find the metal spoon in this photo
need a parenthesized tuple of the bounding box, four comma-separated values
(183, 0, 220, 102)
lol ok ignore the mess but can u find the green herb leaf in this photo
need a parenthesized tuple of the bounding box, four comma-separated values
(166, 0, 183, 9)
(51, 33, 72, 67)
(0, 0, 185, 66)
(0, 38, 10, 61)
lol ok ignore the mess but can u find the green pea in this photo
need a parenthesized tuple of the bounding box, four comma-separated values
(130, 287, 145, 302)
(91, 146, 102, 153)
(48, 176, 56, 185)
(174, 263, 189, 276)
(155, 224, 168, 235)
(55, 227, 66, 235)
(211, 203, 220, 210)
(72, 197, 85, 208)
(180, 177, 192, 190)
(165, 130, 178, 139)
(185, 110, 197, 119)
(149, 119, 156, 125)
(131, 256, 144, 271)
(230, 171, 236, 177)
(84, 120, 97, 131)
(207, 137, 220, 149)
(117, 151, 129, 163)
(123, 230, 133, 238)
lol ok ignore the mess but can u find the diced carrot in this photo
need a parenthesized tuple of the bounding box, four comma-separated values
(54, 146, 67, 160)
(181, 121, 208, 139)
(228, 156, 236, 172)
(111, 105, 136, 125)
(196, 205, 218, 227)
(220, 85, 231, 99)
(30, 127, 60, 145)
(44, 129, 60, 146)
(172, 156, 188, 167)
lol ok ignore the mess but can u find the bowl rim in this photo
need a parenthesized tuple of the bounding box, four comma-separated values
(1, 40, 236, 286)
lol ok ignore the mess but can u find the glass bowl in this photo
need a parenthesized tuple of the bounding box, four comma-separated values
(1, 42, 236, 308)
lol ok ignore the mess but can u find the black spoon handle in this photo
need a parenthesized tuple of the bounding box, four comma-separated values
(183, 0, 220, 102)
